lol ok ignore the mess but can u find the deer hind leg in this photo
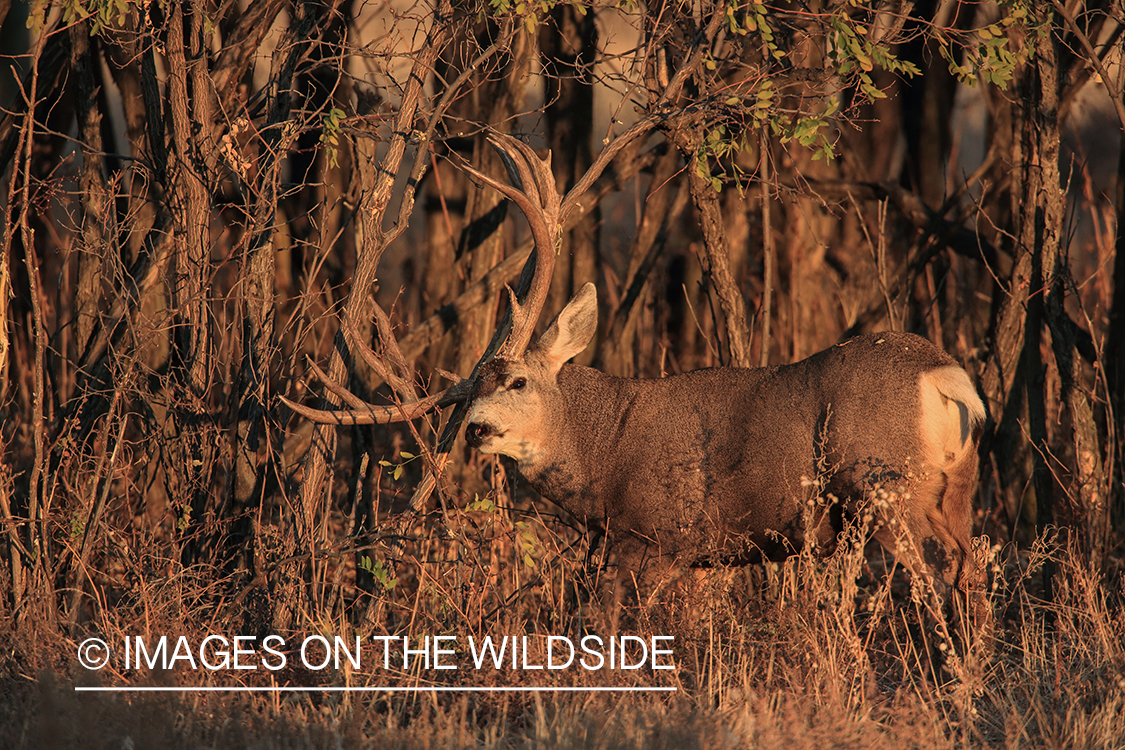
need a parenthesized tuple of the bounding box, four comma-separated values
(869, 472, 966, 608)
(935, 448, 992, 635)
(870, 458, 985, 626)
(868, 484, 966, 680)
(938, 449, 981, 590)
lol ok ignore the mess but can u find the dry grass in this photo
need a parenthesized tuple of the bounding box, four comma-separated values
(2, 497, 1122, 750)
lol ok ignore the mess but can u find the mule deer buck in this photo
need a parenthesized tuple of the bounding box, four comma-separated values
(286, 133, 985, 614)
(465, 283, 985, 605)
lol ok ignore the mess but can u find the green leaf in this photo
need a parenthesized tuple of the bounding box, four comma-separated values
(860, 80, 885, 100)
(26, 0, 47, 33)
(695, 159, 710, 180)
(468, 494, 497, 512)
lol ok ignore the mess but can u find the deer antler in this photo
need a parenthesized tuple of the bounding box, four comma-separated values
(282, 131, 561, 425)
(280, 371, 472, 425)
(453, 133, 560, 358)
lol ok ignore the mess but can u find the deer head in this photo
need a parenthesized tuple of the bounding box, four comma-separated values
(464, 283, 598, 463)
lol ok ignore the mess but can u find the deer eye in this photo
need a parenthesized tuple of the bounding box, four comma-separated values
(510, 377, 527, 391)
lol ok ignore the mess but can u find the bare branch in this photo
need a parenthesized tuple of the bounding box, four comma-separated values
(1051, 0, 1125, 132)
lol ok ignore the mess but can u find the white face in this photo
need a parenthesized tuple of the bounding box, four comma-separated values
(465, 357, 553, 465)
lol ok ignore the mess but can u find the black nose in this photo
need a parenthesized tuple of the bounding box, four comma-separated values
(465, 422, 491, 447)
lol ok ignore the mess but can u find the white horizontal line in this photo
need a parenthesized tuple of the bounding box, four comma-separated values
(74, 686, 677, 693)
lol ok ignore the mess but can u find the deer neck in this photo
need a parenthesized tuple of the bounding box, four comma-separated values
(516, 364, 634, 523)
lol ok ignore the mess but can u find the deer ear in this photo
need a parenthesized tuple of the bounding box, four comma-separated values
(533, 282, 597, 374)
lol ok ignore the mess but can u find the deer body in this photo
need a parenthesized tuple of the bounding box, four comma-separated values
(467, 284, 985, 593)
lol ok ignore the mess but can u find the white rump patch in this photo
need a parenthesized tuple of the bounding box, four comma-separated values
(918, 366, 986, 466)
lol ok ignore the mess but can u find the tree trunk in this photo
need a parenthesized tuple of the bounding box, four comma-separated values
(542, 3, 600, 357)
(71, 23, 111, 357)
(675, 125, 751, 368)
(166, 0, 219, 566)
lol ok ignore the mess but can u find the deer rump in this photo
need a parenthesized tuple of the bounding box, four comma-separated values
(466, 285, 986, 595)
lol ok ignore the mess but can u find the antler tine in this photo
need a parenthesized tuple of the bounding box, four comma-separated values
(456, 136, 558, 220)
(471, 133, 561, 359)
(487, 134, 549, 211)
